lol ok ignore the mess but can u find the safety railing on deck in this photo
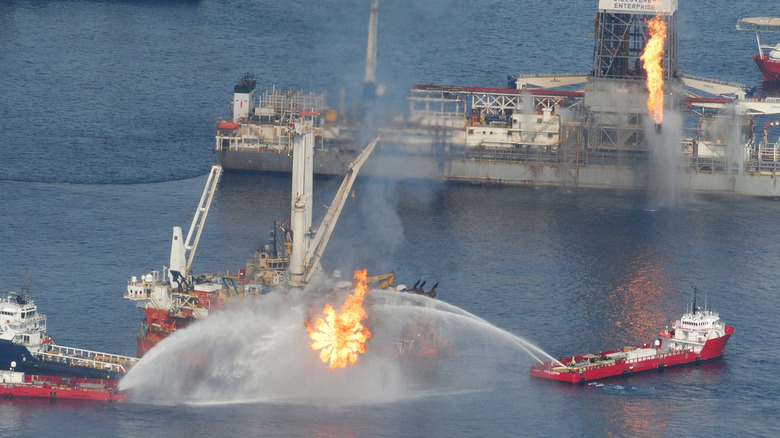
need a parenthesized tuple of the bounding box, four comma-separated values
(43, 345, 138, 373)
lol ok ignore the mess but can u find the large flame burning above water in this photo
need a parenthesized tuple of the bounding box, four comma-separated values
(640, 14, 667, 124)
(305, 269, 371, 369)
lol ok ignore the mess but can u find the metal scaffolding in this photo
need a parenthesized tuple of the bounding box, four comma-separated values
(592, 8, 678, 82)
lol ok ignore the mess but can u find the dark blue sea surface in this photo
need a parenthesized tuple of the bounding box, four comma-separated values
(1, 0, 780, 437)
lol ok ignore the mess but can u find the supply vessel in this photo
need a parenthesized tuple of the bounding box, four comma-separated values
(0, 291, 137, 380)
(529, 293, 734, 384)
(0, 368, 124, 402)
(214, 0, 780, 196)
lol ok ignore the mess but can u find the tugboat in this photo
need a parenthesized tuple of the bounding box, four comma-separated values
(0, 365, 124, 402)
(530, 291, 734, 384)
(0, 291, 137, 380)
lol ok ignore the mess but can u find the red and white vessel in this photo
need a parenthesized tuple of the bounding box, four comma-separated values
(530, 294, 734, 384)
(126, 130, 453, 372)
(0, 291, 137, 380)
(1, 367, 124, 402)
(124, 165, 293, 356)
(738, 17, 780, 82)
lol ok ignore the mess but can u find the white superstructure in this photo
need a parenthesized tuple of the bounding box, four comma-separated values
(662, 298, 727, 354)
(0, 293, 48, 354)
(0, 292, 136, 374)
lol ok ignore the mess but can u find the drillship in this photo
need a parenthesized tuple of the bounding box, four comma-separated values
(214, 0, 780, 197)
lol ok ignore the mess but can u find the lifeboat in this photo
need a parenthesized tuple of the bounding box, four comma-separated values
(217, 120, 239, 130)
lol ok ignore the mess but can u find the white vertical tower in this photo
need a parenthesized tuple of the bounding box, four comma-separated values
(288, 114, 316, 286)
(169, 226, 185, 287)
(364, 0, 378, 84)
(363, 0, 379, 98)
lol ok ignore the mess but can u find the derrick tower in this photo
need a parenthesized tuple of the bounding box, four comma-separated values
(592, 0, 678, 81)
(584, 0, 679, 153)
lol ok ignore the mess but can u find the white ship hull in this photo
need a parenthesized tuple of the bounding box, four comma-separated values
(216, 146, 780, 197)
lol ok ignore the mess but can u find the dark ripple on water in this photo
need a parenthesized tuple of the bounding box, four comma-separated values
(0, 134, 215, 184)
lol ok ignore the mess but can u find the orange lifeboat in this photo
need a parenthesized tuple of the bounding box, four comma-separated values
(217, 120, 239, 130)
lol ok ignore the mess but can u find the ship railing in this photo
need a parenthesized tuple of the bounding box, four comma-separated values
(123, 287, 151, 301)
(746, 158, 780, 174)
(465, 145, 560, 164)
(38, 353, 129, 373)
(579, 349, 694, 371)
(464, 146, 766, 174)
(31, 314, 46, 326)
(687, 156, 728, 172)
(584, 149, 651, 167)
(463, 144, 659, 168)
(44, 345, 138, 372)
(460, 143, 780, 174)
(220, 136, 290, 153)
(49, 355, 126, 373)
(676, 323, 723, 332)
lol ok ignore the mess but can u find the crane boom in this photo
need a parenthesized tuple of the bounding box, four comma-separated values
(183, 164, 223, 274)
(302, 138, 379, 284)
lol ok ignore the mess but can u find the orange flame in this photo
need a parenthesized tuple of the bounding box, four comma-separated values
(305, 269, 371, 370)
(640, 14, 667, 124)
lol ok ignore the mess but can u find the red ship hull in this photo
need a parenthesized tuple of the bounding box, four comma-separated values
(137, 333, 160, 357)
(530, 326, 734, 384)
(1, 374, 124, 402)
(754, 55, 780, 82)
(136, 307, 196, 356)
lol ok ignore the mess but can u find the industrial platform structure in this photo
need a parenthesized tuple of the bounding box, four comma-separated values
(215, 0, 780, 196)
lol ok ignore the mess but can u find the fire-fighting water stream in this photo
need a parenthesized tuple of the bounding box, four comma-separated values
(4, 0, 780, 435)
(119, 283, 553, 405)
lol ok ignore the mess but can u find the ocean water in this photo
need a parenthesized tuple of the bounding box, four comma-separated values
(1, 0, 780, 436)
